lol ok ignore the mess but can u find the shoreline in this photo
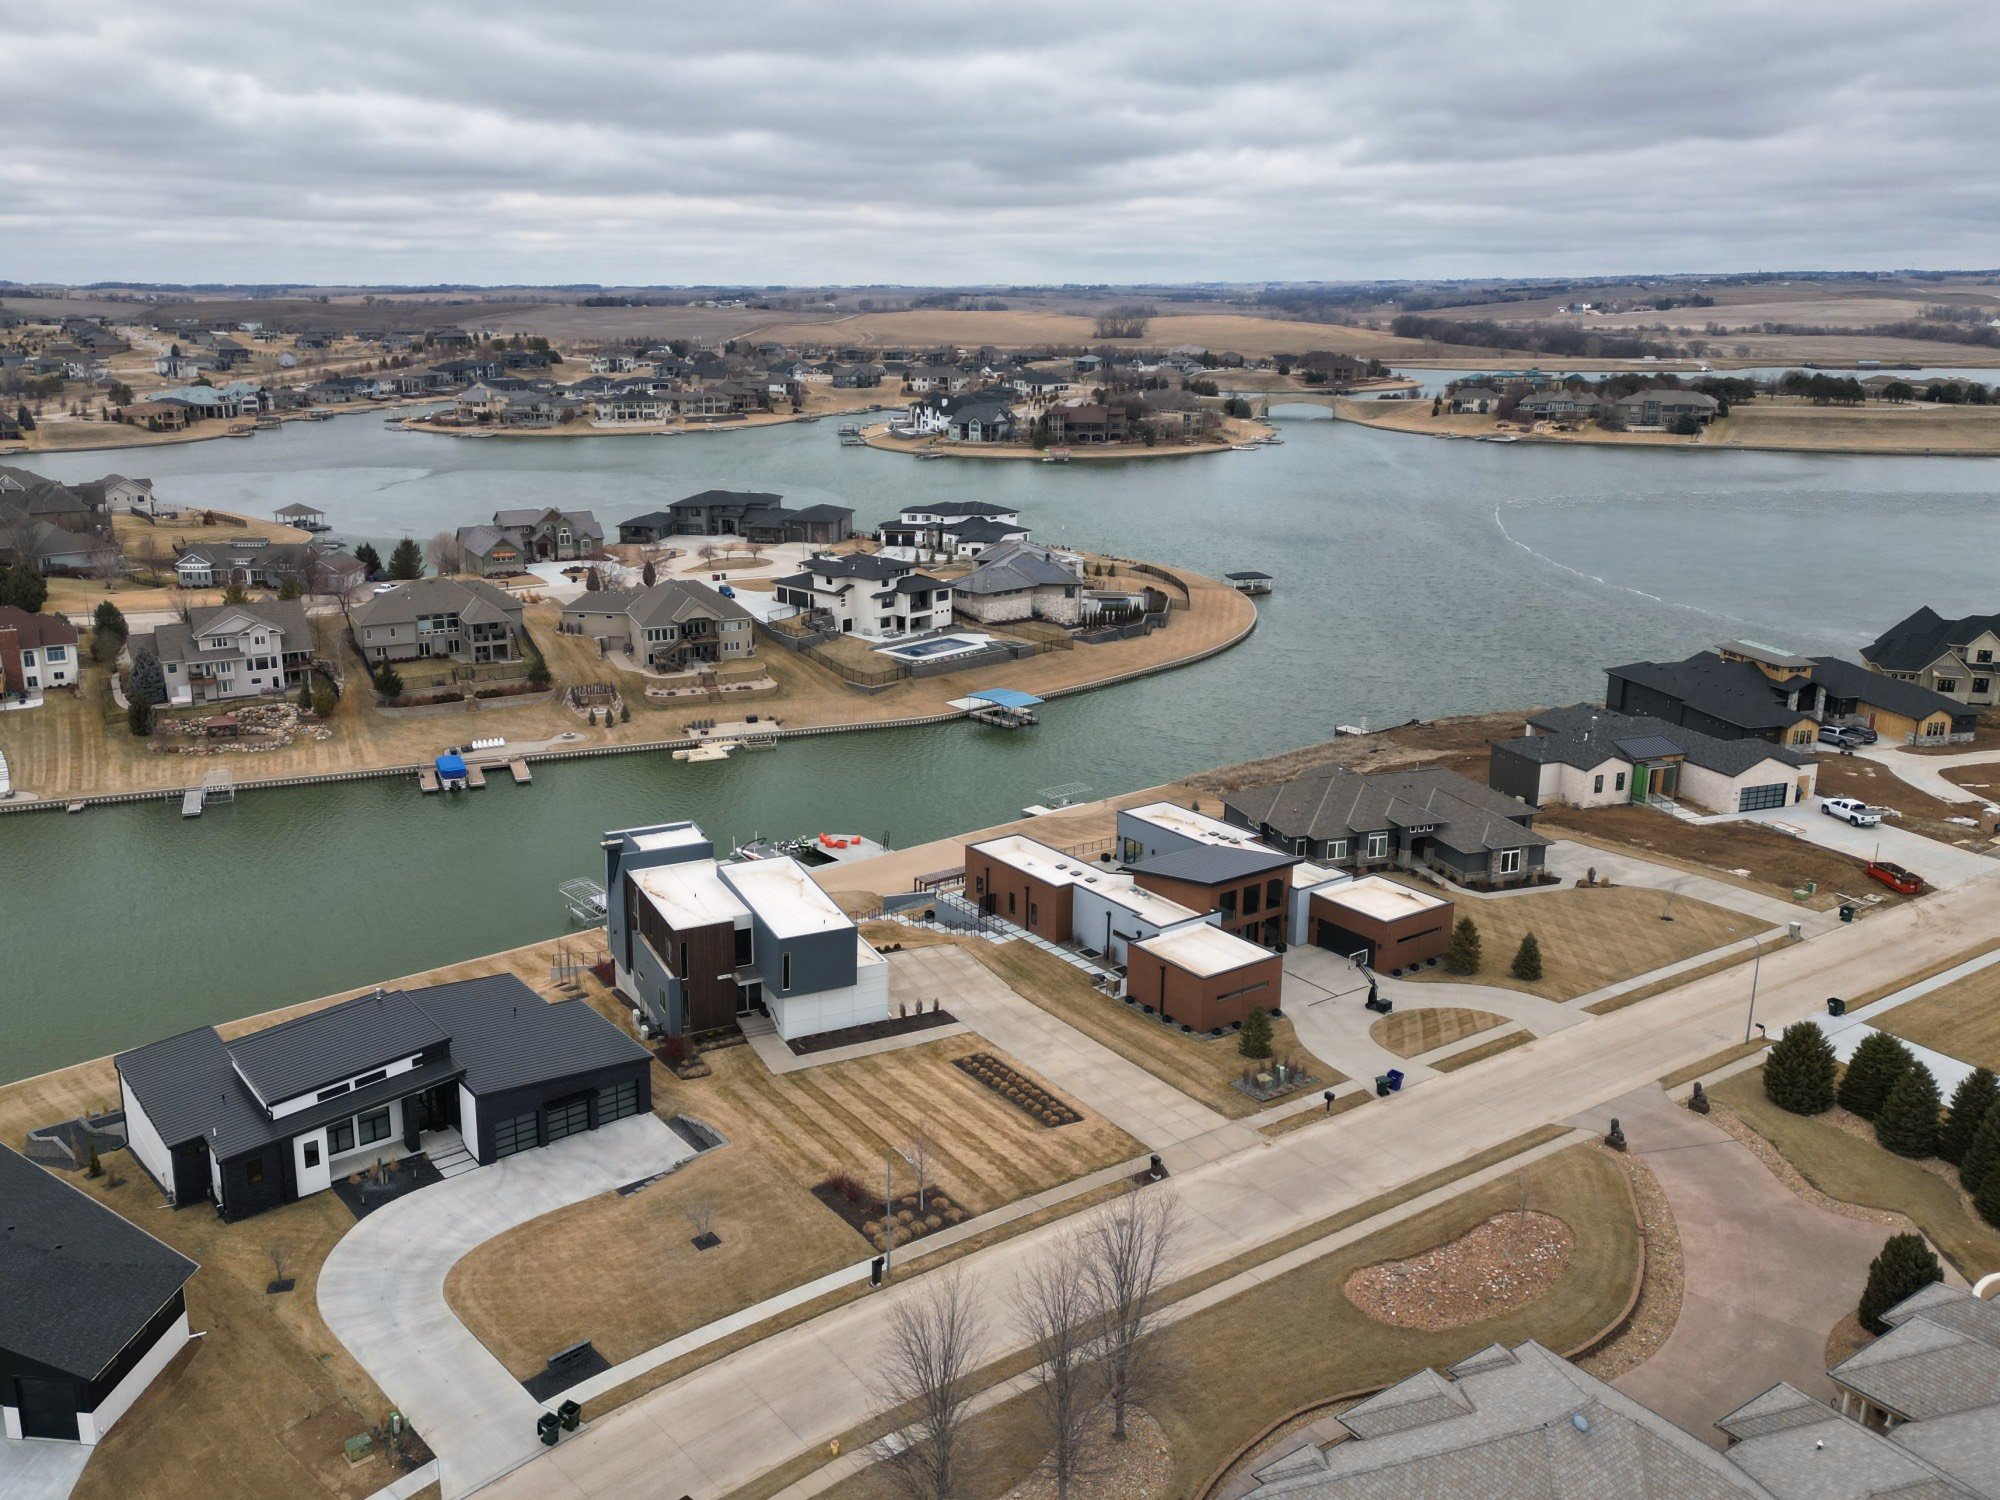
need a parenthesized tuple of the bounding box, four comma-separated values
(857, 416, 1275, 461)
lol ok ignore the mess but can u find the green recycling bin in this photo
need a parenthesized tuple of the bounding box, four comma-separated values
(1828, 997, 1847, 1017)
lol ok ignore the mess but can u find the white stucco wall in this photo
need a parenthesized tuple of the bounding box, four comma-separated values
(77, 1310, 192, 1444)
(1548, 758, 1631, 809)
(769, 956, 892, 1040)
(1680, 759, 1814, 816)
(120, 1079, 178, 1202)
(458, 1084, 482, 1162)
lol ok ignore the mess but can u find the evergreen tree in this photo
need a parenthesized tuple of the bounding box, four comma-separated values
(1837, 1032, 1913, 1120)
(277, 574, 303, 600)
(374, 663, 403, 698)
(1764, 1021, 1839, 1116)
(354, 542, 383, 579)
(1960, 1100, 2000, 1196)
(1858, 1233, 1942, 1334)
(126, 695, 152, 736)
(298, 675, 314, 710)
(387, 537, 424, 580)
(1510, 932, 1543, 982)
(1978, 1157, 2000, 1230)
(1940, 1068, 2000, 1167)
(128, 646, 166, 706)
(0, 565, 48, 613)
(92, 599, 128, 642)
(528, 655, 551, 690)
(311, 682, 337, 719)
(221, 582, 249, 605)
(642, 560, 657, 587)
(1875, 1062, 1941, 1159)
(1238, 1005, 1273, 1060)
(1441, 917, 1482, 976)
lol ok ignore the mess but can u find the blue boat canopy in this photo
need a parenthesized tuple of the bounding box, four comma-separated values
(436, 753, 468, 777)
(970, 688, 1043, 709)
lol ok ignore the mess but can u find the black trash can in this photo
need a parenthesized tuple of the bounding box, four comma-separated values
(558, 1399, 582, 1432)
(1839, 904, 1856, 924)
(537, 1413, 561, 1447)
(1828, 996, 1847, 1017)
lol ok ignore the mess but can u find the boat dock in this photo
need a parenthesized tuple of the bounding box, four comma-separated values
(181, 789, 203, 817)
(509, 759, 531, 784)
(418, 766, 440, 793)
(1225, 570, 1273, 595)
(464, 762, 487, 789)
(951, 687, 1043, 729)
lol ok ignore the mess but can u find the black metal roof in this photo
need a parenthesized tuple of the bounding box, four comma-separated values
(1129, 845, 1298, 885)
(226, 989, 448, 1106)
(411, 975, 649, 1094)
(0, 1144, 196, 1381)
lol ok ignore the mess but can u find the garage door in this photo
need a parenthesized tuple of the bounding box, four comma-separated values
(17, 1377, 80, 1441)
(1737, 783, 1789, 813)
(598, 1079, 640, 1123)
(544, 1095, 592, 1143)
(493, 1111, 538, 1158)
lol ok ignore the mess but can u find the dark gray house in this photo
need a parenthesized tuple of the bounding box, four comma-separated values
(1605, 651, 1821, 747)
(638, 490, 855, 545)
(115, 976, 651, 1222)
(1222, 765, 1549, 888)
(0, 1144, 198, 1444)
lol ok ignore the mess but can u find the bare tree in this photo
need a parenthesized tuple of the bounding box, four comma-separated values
(424, 531, 464, 577)
(1083, 1190, 1180, 1441)
(871, 1268, 987, 1500)
(683, 1193, 718, 1242)
(1015, 1233, 1103, 1497)
(697, 541, 720, 564)
(905, 1117, 934, 1217)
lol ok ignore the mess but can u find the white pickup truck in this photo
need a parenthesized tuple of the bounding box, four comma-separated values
(1821, 796, 1882, 827)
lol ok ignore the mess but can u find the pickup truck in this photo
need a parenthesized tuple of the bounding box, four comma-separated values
(1821, 797, 1882, 827)
(1867, 860, 1925, 896)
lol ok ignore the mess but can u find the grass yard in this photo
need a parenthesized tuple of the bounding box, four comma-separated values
(1544, 805, 1890, 909)
(1872, 960, 2000, 1072)
(1370, 1007, 1505, 1058)
(1400, 885, 1763, 1001)
(817, 1145, 1638, 1500)
(964, 940, 1338, 1118)
(1432, 1031, 1533, 1073)
(1712, 1071, 2000, 1278)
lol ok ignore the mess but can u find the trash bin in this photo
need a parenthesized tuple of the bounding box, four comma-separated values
(1828, 997, 1847, 1017)
(558, 1400, 582, 1432)
(1385, 1069, 1406, 1092)
(1374, 1074, 1393, 1098)
(537, 1413, 561, 1447)
(1839, 904, 1856, 924)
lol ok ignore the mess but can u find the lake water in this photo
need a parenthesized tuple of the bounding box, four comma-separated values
(10, 415, 1998, 1080)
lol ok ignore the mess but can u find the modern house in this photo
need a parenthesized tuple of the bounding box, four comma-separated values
(625, 491, 855, 545)
(141, 598, 314, 705)
(1125, 925, 1284, 1033)
(952, 543, 1087, 626)
(604, 822, 891, 1042)
(878, 501, 1030, 559)
(560, 580, 755, 669)
(1862, 605, 2000, 710)
(1128, 844, 1305, 950)
(0, 606, 80, 700)
(772, 553, 952, 638)
(350, 578, 526, 667)
(115, 976, 651, 1222)
(1304, 877, 1454, 971)
(0, 1145, 198, 1445)
(1223, 765, 1551, 889)
(1491, 705, 1820, 815)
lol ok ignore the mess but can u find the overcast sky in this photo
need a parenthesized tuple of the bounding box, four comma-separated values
(3, 1, 1996, 287)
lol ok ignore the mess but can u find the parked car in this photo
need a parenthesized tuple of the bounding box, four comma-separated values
(1821, 797, 1882, 827)
(1866, 860, 1925, 895)
(1819, 724, 1867, 749)
(1846, 723, 1879, 745)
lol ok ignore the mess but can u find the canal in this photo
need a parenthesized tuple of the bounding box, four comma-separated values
(10, 413, 1999, 1079)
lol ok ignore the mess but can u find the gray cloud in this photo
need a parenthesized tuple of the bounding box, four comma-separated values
(1, 0, 1996, 284)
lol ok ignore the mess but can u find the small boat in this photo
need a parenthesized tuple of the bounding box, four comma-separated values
(559, 878, 608, 924)
(66, 800, 86, 814)
(840, 434, 868, 448)
(918, 448, 949, 460)
(1041, 445, 1071, 464)
(1480, 434, 1520, 443)
(837, 423, 861, 436)
(435, 752, 469, 791)
(1231, 443, 1261, 451)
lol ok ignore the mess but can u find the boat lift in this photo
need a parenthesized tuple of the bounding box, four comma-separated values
(560, 878, 609, 925)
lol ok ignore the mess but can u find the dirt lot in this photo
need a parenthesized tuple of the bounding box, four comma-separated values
(1872, 960, 2000, 1073)
(1398, 883, 1763, 1001)
(1815, 755, 1996, 848)
(1185, 710, 1533, 795)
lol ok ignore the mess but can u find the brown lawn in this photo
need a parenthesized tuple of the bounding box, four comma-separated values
(963, 940, 1337, 1118)
(1400, 884, 1763, 1001)
(1814, 755, 1990, 846)
(1542, 804, 1892, 909)
(1370, 1007, 1506, 1058)
(1873, 960, 2000, 1073)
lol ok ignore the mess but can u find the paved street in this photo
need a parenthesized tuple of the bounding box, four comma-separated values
(475, 870, 2000, 1500)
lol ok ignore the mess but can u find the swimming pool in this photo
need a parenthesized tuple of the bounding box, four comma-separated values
(875, 632, 995, 663)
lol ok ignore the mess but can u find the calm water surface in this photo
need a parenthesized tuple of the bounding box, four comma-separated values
(9, 415, 1997, 1078)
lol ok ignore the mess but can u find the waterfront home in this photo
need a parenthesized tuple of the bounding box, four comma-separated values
(906, 391, 1019, 441)
(487, 506, 603, 564)
(0, 517, 115, 575)
(0, 1144, 198, 1444)
(173, 539, 365, 596)
(773, 552, 952, 638)
(1125, 924, 1284, 1033)
(351, 577, 525, 667)
(605, 821, 891, 1042)
(561, 580, 755, 669)
(638, 489, 855, 545)
(1446, 386, 1503, 414)
(141, 598, 314, 705)
(1516, 389, 1604, 420)
(952, 542, 1086, 626)
(1606, 647, 1828, 748)
(1223, 764, 1550, 889)
(0, 605, 80, 699)
(1492, 704, 1819, 815)
(879, 501, 1029, 559)
(1862, 605, 2000, 711)
(1128, 843, 1304, 949)
(1611, 388, 1718, 431)
(115, 976, 651, 1223)
(1046, 401, 1129, 444)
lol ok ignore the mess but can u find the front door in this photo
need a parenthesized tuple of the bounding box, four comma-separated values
(16, 1377, 80, 1441)
(294, 1132, 331, 1199)
(1629, 763, 1650, 803)
(737, 980, 763, 1016)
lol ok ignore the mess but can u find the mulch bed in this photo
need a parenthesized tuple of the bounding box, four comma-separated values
(522, 1341, 610, 1402)
(786, 1007, 956, 1055)
(1576, 1145, 1683, 1380)
(1344, 1211, 1574, 1331)
(811, 1175, 970, 1250)
(953, 1052, 1081, 1127)
(332, 1154, 444, 1221)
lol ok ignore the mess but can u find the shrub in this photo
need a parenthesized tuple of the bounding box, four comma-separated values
(1837, 1032, 1913, 1121)
(311, 682, 338, 719)
(1959, 1101, 2000, 1196)
(1510, 932, 1543, 983)
(1978, 1158, 2000, 1230)
(1764, 1021, 1839, 1116)
(1442, 917, 1482, 976)
(1238, 1005, 1274, 1060)
(1875, 1062, 1941, 1159)
(923, 1214, 942, 1231)
(661, 1034, 692, 1066)
(1941, 1068, 2000, 1166)
(126, 695, 153, 736)
(1859, 1232, 1943, 1334)
(819, 1171, 866, 1204)
(373, 662, 404, 698)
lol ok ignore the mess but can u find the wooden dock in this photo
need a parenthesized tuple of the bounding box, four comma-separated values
(418, 767, 440, 793)
(465, 762, 487, 789)
(181, 788, 203, 818)
(509, 759, 531, 785)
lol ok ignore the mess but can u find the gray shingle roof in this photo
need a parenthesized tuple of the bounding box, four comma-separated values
(1811, 655, 1970, 726)
(351, 576, 524, 629)
(1860, 606, 1992, 674)
(1607, 652, 1809, 734)
(0, 1145, 197, 1382)
(1226, 766, 1548, 856)
(1524, 705, 1814, 777)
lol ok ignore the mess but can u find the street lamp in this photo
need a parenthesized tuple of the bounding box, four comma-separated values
(1743, 934, 1765, 1043)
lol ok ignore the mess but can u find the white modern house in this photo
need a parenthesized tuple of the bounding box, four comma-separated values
(771, 553, 952, 638)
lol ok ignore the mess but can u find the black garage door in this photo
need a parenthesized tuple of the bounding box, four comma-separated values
(493, 1111, 538, 1159)
(1737, 783, 1789, 813)
(545, 1096, 592, 1143)
(17, 1376, 80, 1441)
(598, 1079, 640, 1123)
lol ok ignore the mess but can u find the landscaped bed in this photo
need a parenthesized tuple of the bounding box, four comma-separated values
(1398, 884, 1764, 1001)
(1345, 1210, 1575, 1330)
(1370, 1007, 1506, 1058)
(788, 1005, 957, 1055)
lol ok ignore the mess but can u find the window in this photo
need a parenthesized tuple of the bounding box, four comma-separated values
(316, 1081, 352, 1103)
(303, 1141, 320, 1169)
(781, 952, 793, 990)
(1028, 902, 1039, 925)
(246, 1158, 265, 1185)
(1615, 772, 1627, 792)
(1790, 728, 1814, 746)
(1977, 650, 1992, 664)
(1329, 839, 1349, 861)
(1593, 775, 1604, 794)
(1976, 679, 1991, 695)
(1243, 883, 1262, 915)
(357, 1108, 392, 1146)
(598, 1079, 640, 1123)
(329, 1120, 356, 1154)
(1364, 833, 1389, 860)
(1007, 893, 1017, 917)
(1218, 889, 1237, 916)
(1267, 878, 1284, 907)
(493, 1111, 537, 1158)
(44, 645, 65, 662)
(352, 1069, 387, 1089)
(1496, 849, 1523, 876)
(1937, 678, 1959, 695)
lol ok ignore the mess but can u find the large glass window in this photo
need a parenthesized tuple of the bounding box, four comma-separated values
(598, 1080, 640, 1123)
(329, 1119, 356, 1154)
(358, 1108, 392, 1146)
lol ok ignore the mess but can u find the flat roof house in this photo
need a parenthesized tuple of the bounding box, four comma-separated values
(1224, 765, 1550, 891)
(1129, 844, 1304, 950)
(606, 822, 891, 1042)
(560, 580, 754, 670)
(1492, 704, 1819, 816)
(1306, 876, 1454, 973)
(0, 1145, 198, 1445)
(773, 553, 952, 639)
(1861, 605, 2000, 713)
(1126, 924, 1284, 1034)
(115, 975, 651, 1222)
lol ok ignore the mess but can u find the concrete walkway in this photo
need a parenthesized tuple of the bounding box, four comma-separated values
(1727, 805, 1999, 890)
(1858, 744, 2000, 805)
(1575, 1088, 1889, 1444)
(0, 1439, 89, 1500)
(477, 868, 2000, 1500)
(885, 945, 1256, 1162)
(317, 1115, 694, 1498)
(1543, 840, 1819, 927)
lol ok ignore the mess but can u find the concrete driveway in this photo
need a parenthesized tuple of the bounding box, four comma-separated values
(1725, 806, 2000, 891)
(1571, 1088, 1892, 1444)
(317, 1115, 694, 1498)
(1858, 744, 2000, 806)
(0, 1439, 89, 1500)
